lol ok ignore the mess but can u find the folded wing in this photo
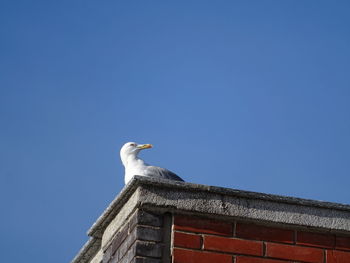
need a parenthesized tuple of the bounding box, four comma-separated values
(144, 166, 184, 182)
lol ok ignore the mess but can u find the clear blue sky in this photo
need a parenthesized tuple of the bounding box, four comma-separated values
(1, 1, 350, 262)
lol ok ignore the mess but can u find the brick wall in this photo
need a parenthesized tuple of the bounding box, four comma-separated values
(172, 215, 350, 263)
(102, 210, 166, 263)
(72, 177, 350, 263)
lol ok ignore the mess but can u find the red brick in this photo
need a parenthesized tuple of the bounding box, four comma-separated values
(266, 242, 324, 263)
(236, 256, 292, 263)
(336, 236, 350, 251)
(327, 250, 350, 263)
(174, 231, 201, 249)
(174, 215, 232, 236)
(173, 248, 232, 263)
(204, 235, 262, 256)
(297, 231, 335, 248)
(236, 222, 294, 244)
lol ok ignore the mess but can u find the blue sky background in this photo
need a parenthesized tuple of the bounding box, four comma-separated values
(1, 1, 350, 262)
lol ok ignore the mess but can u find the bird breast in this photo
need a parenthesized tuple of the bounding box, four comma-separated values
(124, 158, 148, 183)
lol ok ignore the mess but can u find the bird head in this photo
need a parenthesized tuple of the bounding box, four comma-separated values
(120, 142, 153, 166)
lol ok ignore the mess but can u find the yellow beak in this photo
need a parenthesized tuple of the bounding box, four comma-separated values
(137, 144, 153, 149)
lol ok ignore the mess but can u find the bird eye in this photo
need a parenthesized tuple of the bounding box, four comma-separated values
(129, 143, 136, 147)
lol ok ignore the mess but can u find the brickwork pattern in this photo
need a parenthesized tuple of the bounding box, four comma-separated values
(103, 210, 164, 263)
(172, 215, 350, 263)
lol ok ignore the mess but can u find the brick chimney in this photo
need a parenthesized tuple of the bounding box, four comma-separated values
(72, 176, 350, 263)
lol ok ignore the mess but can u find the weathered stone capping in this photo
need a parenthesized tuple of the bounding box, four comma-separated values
(72, 176, 350, 263)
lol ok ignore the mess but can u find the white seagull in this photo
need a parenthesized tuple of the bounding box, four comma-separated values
(120, 142, 184, 184)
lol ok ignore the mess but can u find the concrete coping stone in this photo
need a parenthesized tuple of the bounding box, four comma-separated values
(89, 175, 350, 238)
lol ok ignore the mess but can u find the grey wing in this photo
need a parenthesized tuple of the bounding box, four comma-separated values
(144, 166, 184, 182)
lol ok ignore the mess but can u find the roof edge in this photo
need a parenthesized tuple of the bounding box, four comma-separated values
(88, 176, 350, 238)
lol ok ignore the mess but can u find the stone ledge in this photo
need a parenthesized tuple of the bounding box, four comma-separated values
(90, 176, 350, 238)
(72, 176, 350, 263)
(71, 237, 101, 263)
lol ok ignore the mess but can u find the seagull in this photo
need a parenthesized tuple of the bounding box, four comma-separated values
(120, 142, 184, 184)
